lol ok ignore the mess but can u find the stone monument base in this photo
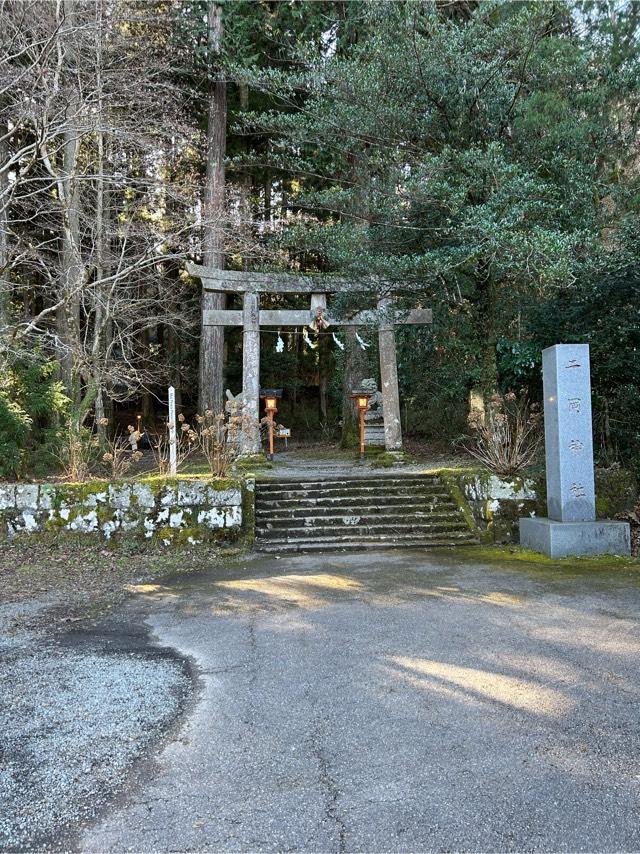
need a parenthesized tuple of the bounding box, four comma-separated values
(519, 517, 630, 559)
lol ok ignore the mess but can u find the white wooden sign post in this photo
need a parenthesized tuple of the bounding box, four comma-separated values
(168, 385, 177, 476)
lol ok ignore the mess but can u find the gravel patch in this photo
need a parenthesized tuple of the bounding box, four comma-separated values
(0, 627, 191, 851)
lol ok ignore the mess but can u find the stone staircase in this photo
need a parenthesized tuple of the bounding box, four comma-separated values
(254, 474, 478, 553)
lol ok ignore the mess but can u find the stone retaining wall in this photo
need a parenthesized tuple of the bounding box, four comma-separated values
(460, 473, 539, 543)
(0, 479, 250, 545)
(446, 466, 637, 544)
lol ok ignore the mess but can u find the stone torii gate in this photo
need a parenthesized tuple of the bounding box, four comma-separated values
(187, 263, 432, 455)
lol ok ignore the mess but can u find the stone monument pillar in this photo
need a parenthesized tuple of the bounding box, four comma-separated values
(519, 344, 630, 557)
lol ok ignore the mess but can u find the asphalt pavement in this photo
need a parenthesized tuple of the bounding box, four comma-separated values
(81, 548, 640, 853)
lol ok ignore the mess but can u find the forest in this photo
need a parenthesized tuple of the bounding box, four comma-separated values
(1, 0, 639, 479)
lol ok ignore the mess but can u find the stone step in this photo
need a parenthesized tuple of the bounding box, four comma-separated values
(255, 503, 460, 521)
(256, 513, 469, 533)
(256, 477, 440, 494)
(255, 532, 479, 554)
(256, 510, 465, 529)
(256, 485, 452, 502)
(256, 520, 471, 541)
(256, 495, 458, 513)
(253, 473, 477, 555)
(256, 481, 449, 492)
(256, 505, 460, 519)
(257, 468, 441, 488)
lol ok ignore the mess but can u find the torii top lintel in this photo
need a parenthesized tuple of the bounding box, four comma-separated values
(187, 262, 389, 295)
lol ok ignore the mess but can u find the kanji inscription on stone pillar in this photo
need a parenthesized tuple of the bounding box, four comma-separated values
(542, 343, 595, 522)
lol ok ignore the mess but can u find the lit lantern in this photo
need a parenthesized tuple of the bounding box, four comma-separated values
(260, 388, 282, 461)
(351, 390, 372, 460)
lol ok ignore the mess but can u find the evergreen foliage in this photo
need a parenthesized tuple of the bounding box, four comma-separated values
(1, 0, 639, 474)
(0, 360, 68, 478)
(529, 219, 640, 474)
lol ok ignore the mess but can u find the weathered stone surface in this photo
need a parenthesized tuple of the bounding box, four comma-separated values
(38, 484, 56, 510)
(520, 344, 630, 556)
(131, 483, 156, 510)
(225, 506, 242, 527)
(207, 487, 241, 507)
(448, 472, 540, 543)
(115, 510, 140, 532)
(10, 509, 42, 534)
(464, 475, 536, 503)
(108, 484, 132, 511)
(102, 519, 119, 540)
(0, 484, 15, 510)
(0, 479, 243, 545)
(377, 298, 402, 452)
(542, 344, 596, 522)
(169, 510, 186, 528)
(15, 484, 39, 510)
(241, 292, 261, 455)
(67, 511, 100, 534)
(160, 487, 176, 507)
(197, 508, 225, 529)
(82, 490, 109, 509)
(519, 517, 630, 558)
(177, 482, 207, 506)
(156, 507, 170, 524)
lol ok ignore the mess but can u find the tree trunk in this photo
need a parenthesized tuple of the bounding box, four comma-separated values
(238, 82, 252, 269)
(199, 0, 227, 414)
(0, 127, 9, 334)
(57, 0, 83, 401)
(93, 0, 110, 445)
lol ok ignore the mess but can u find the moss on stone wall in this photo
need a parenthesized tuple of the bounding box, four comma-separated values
(438, 471, 487, 542)
(241, 478, 256, 548)
(0, 475, 245, 546)
(53, 480, 110, 508)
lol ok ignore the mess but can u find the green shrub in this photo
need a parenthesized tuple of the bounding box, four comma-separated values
(0, 358, 69, 479)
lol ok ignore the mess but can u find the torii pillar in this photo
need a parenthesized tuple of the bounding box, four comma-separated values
(378, 297, 402, 450)
(242, 292, 261, 454)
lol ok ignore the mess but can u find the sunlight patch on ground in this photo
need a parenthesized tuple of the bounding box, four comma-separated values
(125, 583, 179, 600)
(211, 572, 363, 609)
(387, 656, 573, 717)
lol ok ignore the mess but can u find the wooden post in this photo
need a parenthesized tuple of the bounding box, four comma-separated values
(268, 409, 274, 460)
(241, 292, 261, 455)
(168, 385, 177, 475)
(377, 298, 403, 451)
